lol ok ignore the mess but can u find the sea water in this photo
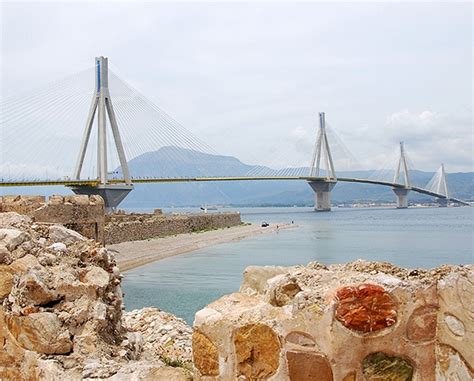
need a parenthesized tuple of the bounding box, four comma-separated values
(122, 206, 473, 324)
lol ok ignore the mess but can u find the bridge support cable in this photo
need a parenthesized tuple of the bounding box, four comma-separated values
(1, 68, 96, 181)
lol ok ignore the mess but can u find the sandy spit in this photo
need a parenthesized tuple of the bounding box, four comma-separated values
(108, 223, 295, 272)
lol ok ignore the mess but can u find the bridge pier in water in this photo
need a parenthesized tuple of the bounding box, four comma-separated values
(393, 188, 410, 209)
(309, 181, 337, 212)
(436, 198, 448, 207)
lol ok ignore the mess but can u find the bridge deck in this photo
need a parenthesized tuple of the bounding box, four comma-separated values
(0, 176, 469, 206)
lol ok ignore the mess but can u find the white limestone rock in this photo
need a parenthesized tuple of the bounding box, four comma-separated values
(49, 225, 86, 245)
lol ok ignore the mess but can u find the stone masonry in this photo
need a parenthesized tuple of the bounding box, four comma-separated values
(0, 195, 242, 246)
(104, 212, 242, 245)
(192, 260, 473, 380)
(1, 195, 105, 243)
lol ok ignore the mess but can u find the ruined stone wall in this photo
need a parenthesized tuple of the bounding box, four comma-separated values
(192, 261, 473, 381)
(0, 212, 192, 380)
(0, 195, 105, 243)
(105, 212, 242, 245)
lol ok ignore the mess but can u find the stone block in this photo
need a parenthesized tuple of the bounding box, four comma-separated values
(234, 323, 281, 379)
(286, 351, 333, 381)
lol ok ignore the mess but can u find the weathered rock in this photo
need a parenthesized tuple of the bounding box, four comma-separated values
(48, 195, 64, 205)
(0, 228, 30, 251)
(192, 330, 219, 376)
(240, 265, 290, 295)
(406, 305, 437, 342)
(444, 314, 465, 337)
(0, 211, 159, 379)
(10, 254, 41, 273)
(0, 265, 14, 298)
(0, 243, 11, 264)
(266, 274, 302, 306)
(436, 344, 473, 380)
(334, 283, 397, 333)
(49, 225, 86, 245)
(234, 323, 281, 379)
(14, 270, 59, 306)
(437, 271, 473, 368)
(286, 351, 333, 381)
(362, 352, 413, 381)
(0, 212, 32, 227)
(83, 266, 110, 289)
(7, 312, 73, 354)
(64, 195, 90, 206)
(123, 307, 193, 364)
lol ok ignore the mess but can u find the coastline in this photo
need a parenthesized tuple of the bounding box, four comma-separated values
(108, 223, 295, 271)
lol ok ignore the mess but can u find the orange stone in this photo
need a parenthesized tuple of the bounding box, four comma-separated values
(192, 331, 219, 376)
(406, 305, 437, 342)
(334, 284, 397, 333)
(234, 324, 281, 380)
(286, 351, 333, 381)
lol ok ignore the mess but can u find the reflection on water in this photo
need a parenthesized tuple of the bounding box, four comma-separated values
(123, 206, 473, 324)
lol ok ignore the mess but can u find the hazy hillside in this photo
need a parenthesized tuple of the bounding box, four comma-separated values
(118, 147, 473, 207)
(4, 147, 472, 207)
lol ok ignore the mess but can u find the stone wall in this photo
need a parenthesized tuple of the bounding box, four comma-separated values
(105, 212, 242, 245)
(0, 195, 242, 247)
(192, 261, 473, 380)
(0, 195, 105, 243)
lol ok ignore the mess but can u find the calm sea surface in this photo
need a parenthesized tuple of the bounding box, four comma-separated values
(122, 206, 473, 324)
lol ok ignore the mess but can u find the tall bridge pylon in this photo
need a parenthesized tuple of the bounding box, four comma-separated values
(426, 164, 450, 207)
(70, 56, 133, 210)
(308, 112, 337, 211)
(392, 141, 411, 209)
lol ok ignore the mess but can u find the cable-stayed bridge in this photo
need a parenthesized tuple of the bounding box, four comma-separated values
(1, 57, 470, 210)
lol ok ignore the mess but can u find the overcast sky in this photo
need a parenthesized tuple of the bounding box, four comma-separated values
(1, 1, 472, 173)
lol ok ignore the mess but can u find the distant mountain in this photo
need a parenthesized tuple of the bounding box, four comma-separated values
(117, 147, 474, 208)
(4, 147, 472, 208)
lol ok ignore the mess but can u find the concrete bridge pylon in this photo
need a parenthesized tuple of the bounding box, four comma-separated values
(70, 56, 133, 210)
(308, 112, 337, 211)
(392, 142, 411, 209)
(435, 164, 449, 207)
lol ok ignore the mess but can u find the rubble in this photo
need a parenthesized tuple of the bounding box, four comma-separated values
(0, 212, 193, 380)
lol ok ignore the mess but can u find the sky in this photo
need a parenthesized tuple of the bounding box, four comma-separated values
(1, 0, 473, 175)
